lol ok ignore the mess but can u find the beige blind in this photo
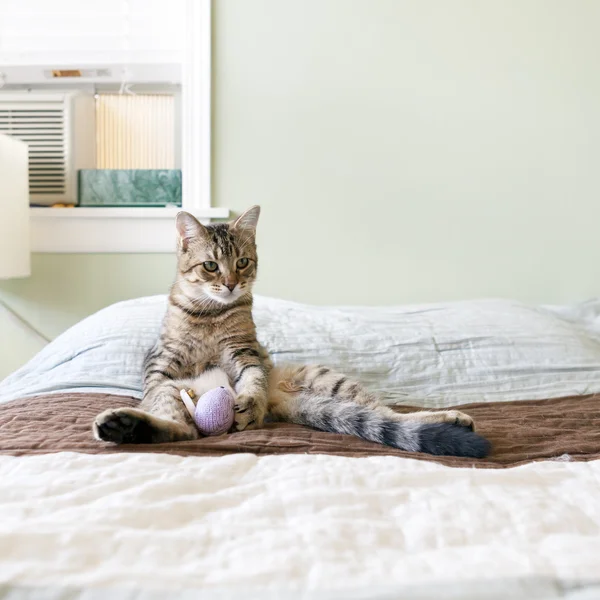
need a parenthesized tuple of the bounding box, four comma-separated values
(95, 94, 175, 169)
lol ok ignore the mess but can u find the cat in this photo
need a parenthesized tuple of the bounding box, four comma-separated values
(93, 206, 490, 458)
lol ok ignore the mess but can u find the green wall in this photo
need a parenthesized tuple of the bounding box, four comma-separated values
(0, 254, 175, 340)
(2, 0, 600, 379)
(213, 0, 600, 306)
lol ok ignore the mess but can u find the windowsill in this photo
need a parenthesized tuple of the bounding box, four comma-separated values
(30, 206, 230, 253)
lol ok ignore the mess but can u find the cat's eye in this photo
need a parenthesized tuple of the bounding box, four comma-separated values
(203, 261, 219, 272)
(236, 257, 250, 269)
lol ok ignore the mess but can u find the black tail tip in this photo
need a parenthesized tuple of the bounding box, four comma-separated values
(418, 423, 491, 458)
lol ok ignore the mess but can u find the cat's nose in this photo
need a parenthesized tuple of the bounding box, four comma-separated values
(223, 277, 237, 292)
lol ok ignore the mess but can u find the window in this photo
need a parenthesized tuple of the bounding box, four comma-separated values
(0, 0, 225, 252)
(0, 0, 185, 65)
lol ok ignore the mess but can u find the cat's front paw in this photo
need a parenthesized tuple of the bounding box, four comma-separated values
(233, 394, 266, 432)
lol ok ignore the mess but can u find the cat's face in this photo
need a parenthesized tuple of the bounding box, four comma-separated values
(174, 206, 260, 305)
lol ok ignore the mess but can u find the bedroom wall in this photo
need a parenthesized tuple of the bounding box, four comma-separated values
(2, 0, 600, 378)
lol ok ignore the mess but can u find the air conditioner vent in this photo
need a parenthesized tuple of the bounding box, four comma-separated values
(0, 96, 75, 204)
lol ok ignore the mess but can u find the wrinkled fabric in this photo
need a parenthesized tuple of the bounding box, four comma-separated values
(2, 392, 600, 469)
(2, 296, 600, 407)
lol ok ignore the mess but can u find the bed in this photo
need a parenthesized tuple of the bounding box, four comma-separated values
(1, 295, 600, 599)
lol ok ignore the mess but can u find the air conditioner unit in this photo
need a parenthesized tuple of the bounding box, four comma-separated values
(0, 92, 95, 206)
(0, 64, 181, 86)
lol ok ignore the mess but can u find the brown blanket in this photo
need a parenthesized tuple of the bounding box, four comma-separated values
(1, 392, 599, 468)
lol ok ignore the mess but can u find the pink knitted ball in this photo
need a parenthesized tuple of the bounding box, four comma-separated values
(193, 387, 235, 436)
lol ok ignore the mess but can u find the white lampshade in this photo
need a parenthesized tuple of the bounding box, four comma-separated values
(0, 133, 30, 279)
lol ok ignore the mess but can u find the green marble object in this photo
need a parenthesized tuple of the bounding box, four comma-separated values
(78, 169, 182, 207)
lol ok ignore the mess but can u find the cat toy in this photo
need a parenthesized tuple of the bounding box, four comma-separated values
(179, 387, 235, 436)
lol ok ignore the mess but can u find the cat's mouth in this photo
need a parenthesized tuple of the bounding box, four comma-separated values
(205, 288, 246, 305)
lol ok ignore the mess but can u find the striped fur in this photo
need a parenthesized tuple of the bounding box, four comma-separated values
(267, 365, 490, 458)
(93, 206, 490, 458)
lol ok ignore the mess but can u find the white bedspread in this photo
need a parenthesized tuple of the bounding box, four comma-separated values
(0, 452, 599, 599)
(2, 295, 600, 407)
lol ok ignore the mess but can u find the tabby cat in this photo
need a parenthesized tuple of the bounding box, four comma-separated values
(93, 206, 490, 458)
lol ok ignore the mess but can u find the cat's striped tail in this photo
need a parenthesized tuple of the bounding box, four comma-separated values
(271, 392, 491, 459)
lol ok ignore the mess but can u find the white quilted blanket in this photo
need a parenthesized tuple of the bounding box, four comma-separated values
(1, 452, 599, 599)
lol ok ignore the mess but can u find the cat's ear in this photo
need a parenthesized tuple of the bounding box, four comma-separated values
(232, 205, 260, 233)
(176, 211, 207, 251)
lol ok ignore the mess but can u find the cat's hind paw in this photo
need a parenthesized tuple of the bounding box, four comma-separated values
(93, 408, 154, 444)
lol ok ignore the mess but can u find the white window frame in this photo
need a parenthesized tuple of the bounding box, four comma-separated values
(30, 0, 227, 253)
